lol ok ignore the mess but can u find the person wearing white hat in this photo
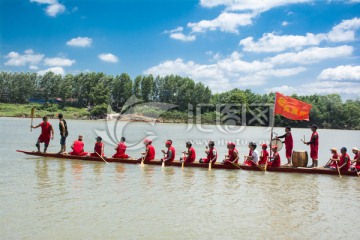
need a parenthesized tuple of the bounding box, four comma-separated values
(351, 147, 359, 173)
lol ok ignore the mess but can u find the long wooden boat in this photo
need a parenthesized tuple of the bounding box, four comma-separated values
(17, 150, 359, 177)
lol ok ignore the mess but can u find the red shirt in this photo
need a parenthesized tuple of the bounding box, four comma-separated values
(270, 152, 281, 167)
(185, 147, 196, 163)
(228, 148, 238, 163)
(73, 140, 84, 154)
(116, 142, 127, 155)
(40, 121, 52, 138)
(339, 153, 350, 172)
(207, 147, 217, 162)
(94, 142, 104, 156)
(310, 132, 319, 150)
(259, 149, 269, 164)
(330, 153, 339, 168)
(284, 132, 293, 150)
(354, 153, 360, 166)
(145, 145, 156, 161)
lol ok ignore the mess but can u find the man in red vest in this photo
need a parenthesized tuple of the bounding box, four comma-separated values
(113, 137, 129, 158)
(303, 124, 319, 168)
(276, 126, 293, 166)
(31, 116, 54, 153)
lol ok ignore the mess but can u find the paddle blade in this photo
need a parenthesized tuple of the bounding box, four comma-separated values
(31, 107, 35, 118)
(208, 162, 212, 171)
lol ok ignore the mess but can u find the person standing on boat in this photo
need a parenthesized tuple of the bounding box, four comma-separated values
(351, 147, 359, 171)
(223, 142, 239, 165)
(338, 147, 350, 173)
(113, 137, 129, 158)
(90, 136, 105, 157)
(267, 146, 281, 167)
(276, 126, 293, 166)
(141, 138, 155, 163)
(200, 141, 217, 163)
(181, 141, 196, 163)
(161, 140, 175, 163)
(258, 144, 269, 165)
(58, 113, 68, 154)
(31, 116, 54, 153)
(244, 142, 259, 166)
(324, 148, 339, 168)
(303, 124, 319, 168)
(69, 135, 88, 156)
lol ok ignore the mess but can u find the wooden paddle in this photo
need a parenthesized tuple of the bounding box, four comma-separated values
(335, 160, 342, 178)
(208, 160, 212, 171)
(30, 107, 35, 132)
(182, 152, 186, 168)
(96, 152, 108, 164)
(162, 152, 165, 168)
(140, 153, 145, 166)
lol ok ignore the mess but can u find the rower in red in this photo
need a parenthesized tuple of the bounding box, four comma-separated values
(200, 141, 217, 163)
(181, 141, 196, 163)
(276, 126, 293, 166)
(258, 144, 269, 165)
(351, 147, 359, 171)
(31, 116, 54, 153)
(140, 138, 155, 163)
(223, 142, 239, 165)
(113, 137, 129, 158)
(324, 147, 339, 169)
(244, 142, 259, 166)
(69, 135, 88, 156)
(161, 140, 175, 164)
(338, 147, 350, 173)
(267, 145, 281, 167)
(90, 136, 105, 157)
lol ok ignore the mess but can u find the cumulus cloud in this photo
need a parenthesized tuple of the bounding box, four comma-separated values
(66, 37, 92, 47)
(30, 0, 65, 17)
(165, 27, 196, 41)
(37, 66, 65, 76)
(328, 17, 360, 42)
(240, 33, 326, 53)
(44, 57, 75, 67)
(188, 12, 254, 34)
(269, 45, 353, 65)
(144, 52, 307, 92)
(200, 0, 312, 12)
(98, 53, 118, 63)
(4, 49, 44, 68)
(317, 65, 360, 81)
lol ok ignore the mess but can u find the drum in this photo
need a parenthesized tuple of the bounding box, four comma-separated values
(292, 150, 308, 167)
(270, 139, 283, 151)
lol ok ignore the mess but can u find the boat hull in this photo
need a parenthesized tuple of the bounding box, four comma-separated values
(16, 150, 358, 177)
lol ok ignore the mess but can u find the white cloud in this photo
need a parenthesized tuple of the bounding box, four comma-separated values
(200, 0, 311, 12)
(4, 49, 44, 67)
(317, 65, 360, 81)
(98, 53, 118, 63)
(265, 81, 360, 97)
(44, 57, 75, 67)
(66, 37, 92, 47)
(46, 2, 65, 17)
(144, 52, 307, 92)
(188, 12, 254, 33)
(37, 67, 65, 76)
(240, 33, 326, 53)
(166, 27, 196, 41)
(328, 17, 360, 42)
(30, 0, 66, 17)
(269, 45, 353, 65)
(282, 21, 289, 26)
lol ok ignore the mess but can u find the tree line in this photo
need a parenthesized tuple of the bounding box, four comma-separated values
(0, 71, 359, 129)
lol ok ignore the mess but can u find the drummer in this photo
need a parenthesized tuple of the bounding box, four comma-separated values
(276, 126, 293, 166)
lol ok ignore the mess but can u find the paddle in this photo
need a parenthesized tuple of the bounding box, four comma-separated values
(335, 160, 342, 178)
(162, 152, 165, 168)
(96, 152, 108, 164)
(182, 152, 186, 168)
(30, 107, 35, 132)
(140, 153, 145, 166)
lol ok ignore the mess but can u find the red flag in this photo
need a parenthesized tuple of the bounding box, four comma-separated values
(274, 92, 312, 121)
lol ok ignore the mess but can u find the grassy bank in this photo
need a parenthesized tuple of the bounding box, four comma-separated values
(0, 103, 90, 119)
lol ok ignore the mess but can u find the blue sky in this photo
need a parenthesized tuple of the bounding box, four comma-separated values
(1, 0, 360, 99)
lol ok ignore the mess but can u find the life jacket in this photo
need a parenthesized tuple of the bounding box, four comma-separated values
(73, 140, 84, 154)
(186, 147, 196, 163)
(94, 142, 104, 156)
(146, 144, 156, 161)
(116, 142, 127, 155)
(228, 148, 238, 163)
(284, 132, 293, 149)
(259, 150, 269, 164)
(339, 153, 350, 171)
(207, 147, 217, 162)
(40, 121, 52, 137)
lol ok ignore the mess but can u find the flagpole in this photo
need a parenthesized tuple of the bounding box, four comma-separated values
(270, 93, 277, 147)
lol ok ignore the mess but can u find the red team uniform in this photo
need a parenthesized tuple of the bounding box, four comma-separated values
(90, 142, 104, 157)
(310, 132, 319, 159)
(258, 149, 269, 165)
(70, 140, 88, 156)
(38, 121, 52, 145)
(184, 147, 196, 163)
(113, 142, 129, 158)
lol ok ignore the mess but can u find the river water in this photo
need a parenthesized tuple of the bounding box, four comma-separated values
(1, 117, 359, 239)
